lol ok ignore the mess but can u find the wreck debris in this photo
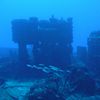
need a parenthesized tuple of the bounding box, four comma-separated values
(11, 17, 73, 69)
(88, 31, 100, 77)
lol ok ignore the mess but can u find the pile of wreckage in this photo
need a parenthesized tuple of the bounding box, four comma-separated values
(0, 64, 100, 100)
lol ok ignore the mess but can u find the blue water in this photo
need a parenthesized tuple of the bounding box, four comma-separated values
(0, 0, 100, 99)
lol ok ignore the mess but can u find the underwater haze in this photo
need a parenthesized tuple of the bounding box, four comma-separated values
(1, 0, 100, 99)
(0, 0, 100, 48)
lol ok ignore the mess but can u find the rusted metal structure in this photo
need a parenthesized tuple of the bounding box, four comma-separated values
(11, 16, 73, 69)
(88, 31, 100, 76)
